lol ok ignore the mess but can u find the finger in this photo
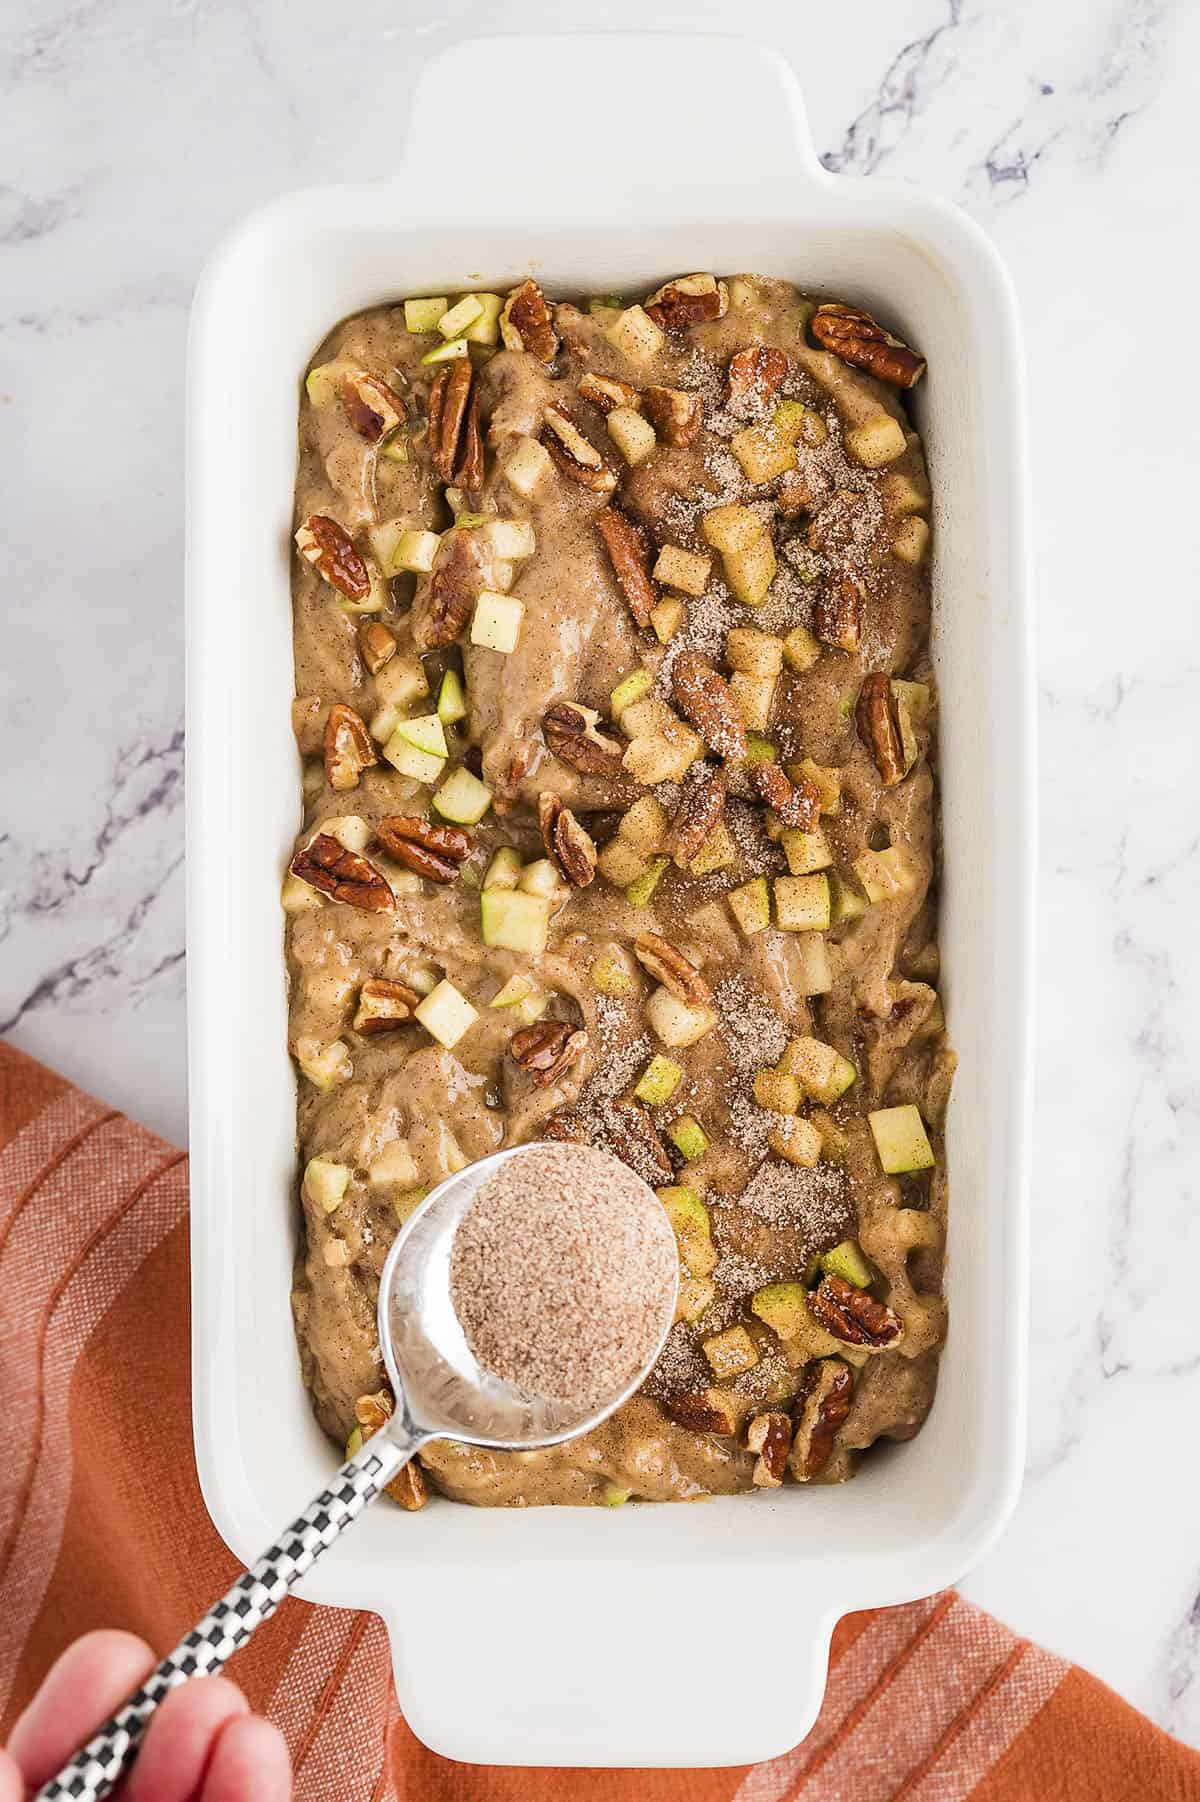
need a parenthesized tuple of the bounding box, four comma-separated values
(125, 1678, 248, 1802)
(0, 1749, 23, 1802)
(200, 1715, 292, 1802)
(7, 1630, 156, 1790)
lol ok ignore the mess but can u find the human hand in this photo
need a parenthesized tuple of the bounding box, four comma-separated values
(0, 1632, 291, 1801)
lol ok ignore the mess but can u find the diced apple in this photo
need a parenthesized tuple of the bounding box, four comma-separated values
(518, 857, 568, 901)
(589, 954, 636, 997)
(821, 1240, 874, 1287)
(853, 844, 918, 904)
(771, 399, 810, 445)
(676, 1276, 716, 1324)
(793, 931, 833, 996)
(463, 292, 504, 344)
(650, 596, 686, 642)
(634, 1054, 684, 1107)
(317, 815, 370, 852)
(782, 623, 822, 672)
(484, 518, 536, 561)
(730, 422, 797, 485)
(729, 672, 776, 732)
(750, 1282, 810, 1339)
(605, 304, 666, 364)
(471, 590, 524, 654)
(480, 889, 552, 954)
(625, 857, 669, 907)
(745, 732, 777, 766)
(607, 405, 657, 466)
(420, 337, 470, 365)
(846, 413, 907, 468)
(792, 757, 841, 814)
(689, 820, 736, 876)
(868, 1104, 935, 1175)
(391, 713, 446, 760)
(437, 294, 484, 339)
(703, 1325, 758, 1379)
(893, 516, 931, 565)
(432, 766, 493, 825)
(483, 846, 522, 891)
(503, 436, 552, 497)
(374, 657, 429, 717)
(645, 985, 717, 1048)
(668, 1115, 710, 1162)
(282, 872, 324, 913)
(828, 870, 869, 925)
(768, 1117, 822, 1166)
(620, 794, 669, 853)
(703, 504, 765, 555)
(619, 695, 673, 740)
(436, 669, 468, 726)
(381, 434, 411, 463)
(489, 973, 536, 1009)
(598, 839, 649, 888)
(657, 1185, 716, 1277)
(782, 827, 832, 875)
(722, 533, 776, 606)
(403, 297, 448, 333)
(611, 668, 653, 718)
(726, 626, 783, 678)
(778, 1037, 857, 1103)
(367, 1140, 420, 1189)
(623, 734, 693, 786)
(727, 876, 771, 937)
(753, 1069, 800, 1114)
(653, 545, 712, 596)
(414, 979, 478, 1049)
(304, 1156, 350, 1213)
(774, 873, 831, 932)
(295, 1037, 352, 1092)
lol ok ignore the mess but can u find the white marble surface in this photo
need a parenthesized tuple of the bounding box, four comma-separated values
(4, 0, 1199, 1749)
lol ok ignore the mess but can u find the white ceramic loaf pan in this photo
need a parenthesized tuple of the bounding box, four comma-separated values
(186, 33, 1033, 1769)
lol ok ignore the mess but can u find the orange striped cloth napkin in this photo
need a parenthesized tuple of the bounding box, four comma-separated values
(1, 1040, 1196, 1801)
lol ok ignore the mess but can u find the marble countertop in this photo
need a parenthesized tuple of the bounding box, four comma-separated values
(4, 0, 1198, 1750)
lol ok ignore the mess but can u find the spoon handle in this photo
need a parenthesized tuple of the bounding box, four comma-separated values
(34, 1426, 419, 1802)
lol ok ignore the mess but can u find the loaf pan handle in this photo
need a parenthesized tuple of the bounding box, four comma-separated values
(402, 33, 823, 215)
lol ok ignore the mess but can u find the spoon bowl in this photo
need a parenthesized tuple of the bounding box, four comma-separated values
(378, 1144, 679, 1449)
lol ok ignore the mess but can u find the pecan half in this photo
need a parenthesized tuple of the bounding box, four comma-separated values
(428, 360, 483, 488)
(807, 489, 864, 555)
(643, 385, 703, 448)
(340, 370, 406, 442)
(811, 303, 926, 389)
(855, 672, 906, 785)
(633, 931, 712, 1007)
(751, 761, 820, 831)
(541, 404, 616, 494)
(671, 652, 747, 762)
(500, 279, 559, 363)
(726, 345, 788, 405)
(421, 528, 481, 649)
(595, 506, 658, 628)
(509, 1021, 588, 1088)
(662, 763, 727, 868)
(579, 372, 640, 415)
(354, 1392, 428, 1509)
(295, 515, 370, 602)
(372, 814, 472, 883)
(544, 1098, 672, 1184)
(353, 977, 421, 1035)
(814, 575, 864, 653)
(807, 1274, 903, 1350)
(746, 1411, 793, 1487)
(664, 1388, 741, 1435)
(323, 703, 377, 792)
(539, 793, 597, 888)
(645, 276, 726, 331)
(542, 702, 627, 778)
(789, 1359, 854, 1482)
(291, 833, 394, 912)
(357, 619, 396, 675)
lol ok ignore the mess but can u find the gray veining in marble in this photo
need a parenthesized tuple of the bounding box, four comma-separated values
(2, 0, 1199, 1749)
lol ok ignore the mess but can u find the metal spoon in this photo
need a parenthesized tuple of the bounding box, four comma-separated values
(37, 1145, 677, 1801)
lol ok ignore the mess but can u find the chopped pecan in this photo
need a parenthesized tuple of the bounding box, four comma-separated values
(789, 1359, 854, 1482)
(811, 303, 926, 389)
(595, 506, 658, 628)
(807, 1274, 903, 1350)
(354, 977, 421, 1035)
(643, 385, 703, 448)
(500, 279, 559, 363)
(746, 1411, 793, 1487)
(428, 360, 483, 488)
(633, 931, 712, 1007)
(664, 1388, 740, 1435)
(372, 814, 472, 883)
(353, 1392, 427, 1509)
(726, 345, 789, 405)
(295, 514, 371, 602)
(291, 833, 394, 912)
(541, 404, 616, 494)
(751, 761, 820, 831)
(671, 653, 747, 763)
(510, 1020, 588, 1088)
(579, 372, 641, 415)
(542, 701, 627, 778)
(813, 575, 864, 653)
(539, 793, 597, 888)
(662, 763, 727, 868)
(645, 276, 727, 331)
(323, 703, 377, 792)
(855, 672, 906, 785)
(421, 528, 481, 649)
(357, 619, 396, 675)
(340, 370, 406, 442)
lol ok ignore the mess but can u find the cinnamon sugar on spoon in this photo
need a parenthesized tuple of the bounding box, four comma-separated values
(449, 1144, 678, 1411)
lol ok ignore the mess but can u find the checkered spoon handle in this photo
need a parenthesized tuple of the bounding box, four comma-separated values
(35, 1427, 415, 1802)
